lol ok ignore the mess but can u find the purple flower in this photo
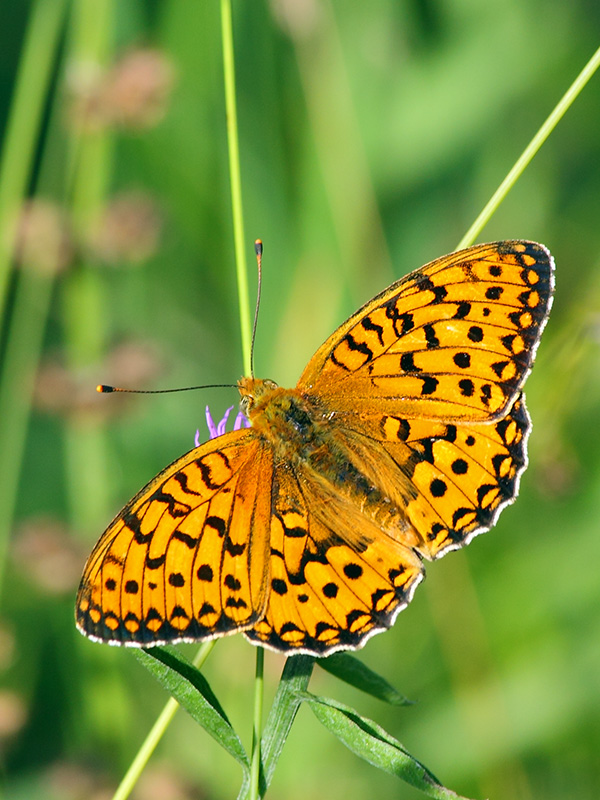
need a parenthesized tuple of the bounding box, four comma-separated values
(195, 405, 250, 446)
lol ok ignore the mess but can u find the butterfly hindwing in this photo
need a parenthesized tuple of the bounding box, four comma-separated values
(245, 459, 424, 654)
(76, 430, 273, 646)
(361, 394, 531, 558)
(298, 241, 554, 423)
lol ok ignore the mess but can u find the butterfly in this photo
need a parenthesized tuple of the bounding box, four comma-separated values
(76, 241, 554, 656)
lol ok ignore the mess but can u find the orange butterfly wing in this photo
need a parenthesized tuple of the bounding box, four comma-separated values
(298, 241, 553, 422)
(334, 390, 532, 559)
(76, 429, 273, 645)
(246, 455, 424, 654)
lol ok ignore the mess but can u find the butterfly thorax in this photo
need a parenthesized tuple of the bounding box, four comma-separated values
(238, 377, 334, 460)
(238, 376, 398, 520)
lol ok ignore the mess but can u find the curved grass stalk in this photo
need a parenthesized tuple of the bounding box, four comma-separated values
(457, 43, 600, 249)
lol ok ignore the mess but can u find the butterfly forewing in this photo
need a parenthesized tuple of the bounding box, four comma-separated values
(76, 429, 273, 646)
(298, 241, 554, 423)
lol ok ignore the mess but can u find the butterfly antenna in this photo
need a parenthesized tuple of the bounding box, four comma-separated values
(250, 239, 263, 378)
(97, 383, 236, 394)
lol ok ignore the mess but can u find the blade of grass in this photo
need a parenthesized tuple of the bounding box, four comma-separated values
(221, 0, 252, 376)
(0, 0, 68, 323)
(0, 0, 70, 603)
(136, 645, 248, 767)
(0, 0, 68, 603)
(457, 43, 600, 249)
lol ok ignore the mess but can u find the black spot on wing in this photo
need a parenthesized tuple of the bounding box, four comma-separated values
(197, 564, 213, 582)
(453, 352, 471, 369)
(146, 553, 166, 569)
(400, 352, 421, 372)
(424, 324, 440, 348)
(459, 379, 474, 397)
(384, 301, 414, 336)
(486, 286, 503, 300)
(225, 539, 246, 556)
(430, 479, 447, 497)
(271, 578, 287, 595)
(173, 530, 199, 548)
(454, 302, 471, 319)
(361, 315, 384, 346)
(331, 333, 374, 369)
(224, 574, 242, 590)
(225, 597, 248, 609)
(420, 376, 439, 395)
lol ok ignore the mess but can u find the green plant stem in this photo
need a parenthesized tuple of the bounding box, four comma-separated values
(112, 642, 216, 800)
(219, 7, 265, 798)
(220, 0, 252, 377)
(250, 647, 265, 800)
(457, 42, 600, 250)
(0, 0, 67, 324)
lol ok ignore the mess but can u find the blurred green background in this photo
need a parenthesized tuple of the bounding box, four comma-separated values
(1, 1, 600, 799)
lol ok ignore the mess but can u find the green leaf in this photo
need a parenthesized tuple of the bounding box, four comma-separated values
(318, 652, 413, 706)
(298, 692, 474, 800)
(135, 646, 249, 772)
(260, 655, 315, 791)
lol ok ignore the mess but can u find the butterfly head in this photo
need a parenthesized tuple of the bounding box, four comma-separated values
(238, 376, 279, 420)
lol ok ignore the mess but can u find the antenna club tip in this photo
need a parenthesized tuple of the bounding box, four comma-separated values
(97, 384, 114, 393)
(254, 239, 263, 255)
